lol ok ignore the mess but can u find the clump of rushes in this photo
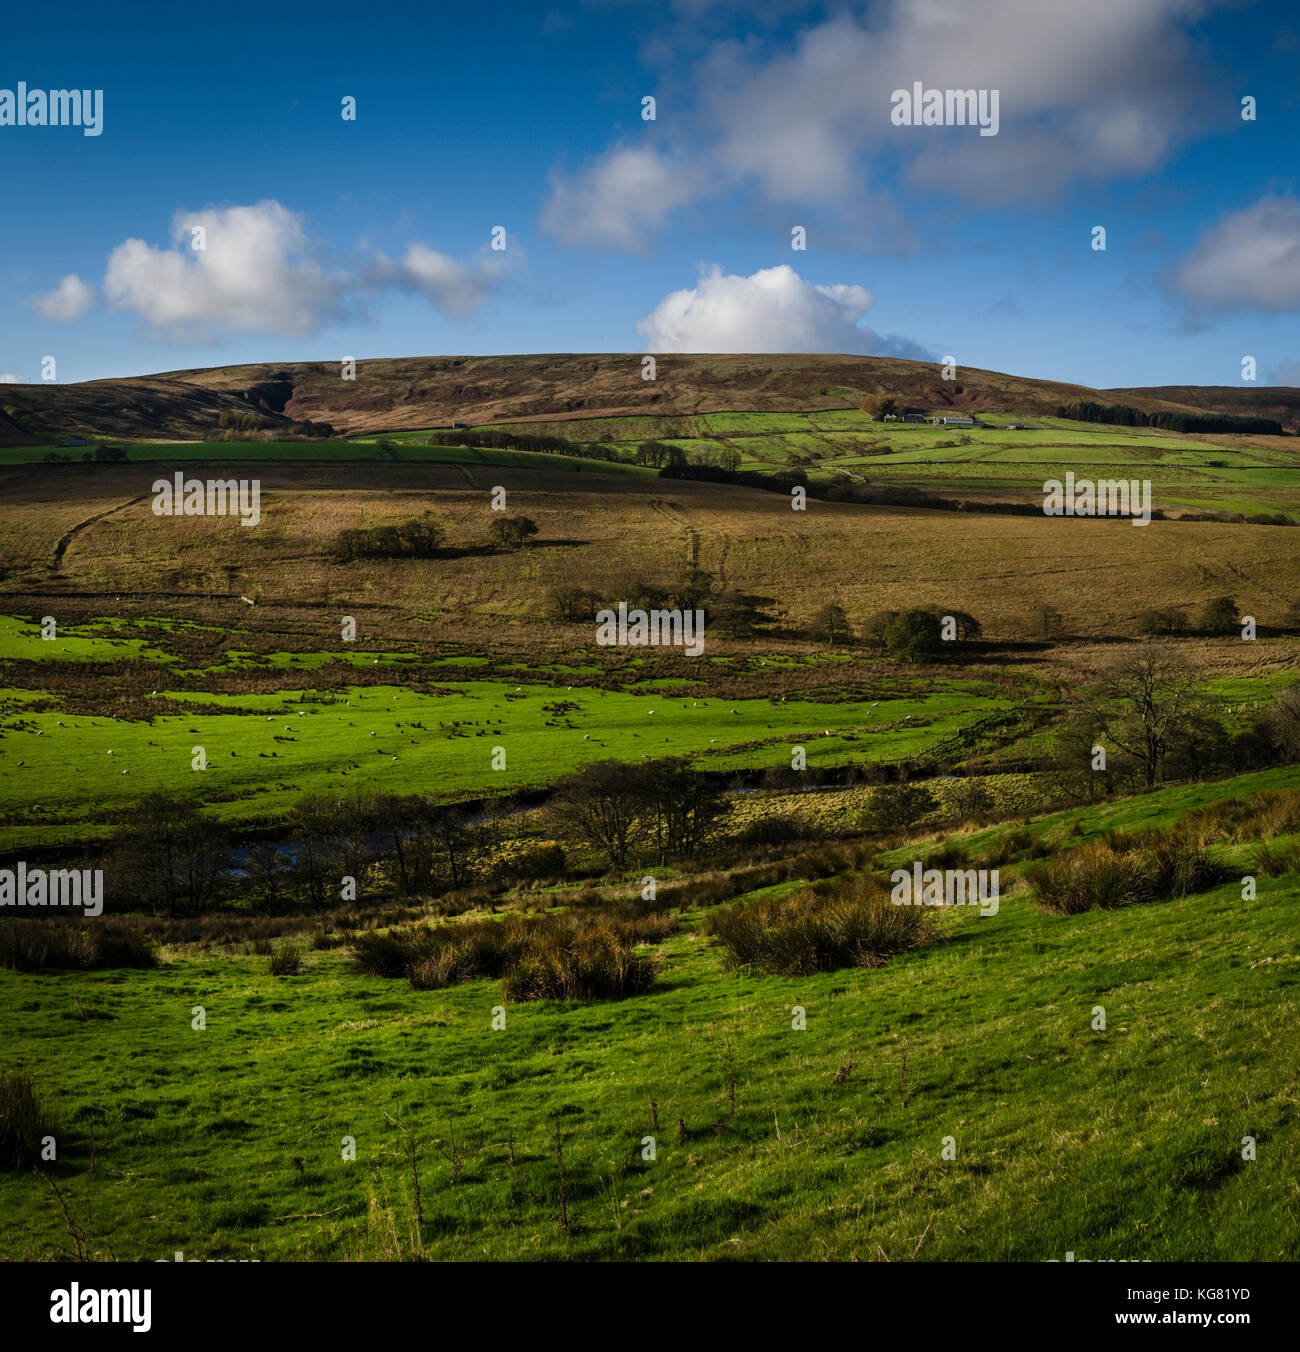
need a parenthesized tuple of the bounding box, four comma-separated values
(1026, 830, 1230, 915)
(0, 1070, 56, 1170)
(707, 875, 933, 976)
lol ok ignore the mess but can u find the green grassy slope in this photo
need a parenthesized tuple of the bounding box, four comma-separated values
(1, 766, 1296, 1260)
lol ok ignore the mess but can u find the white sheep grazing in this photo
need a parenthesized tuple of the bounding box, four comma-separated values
(107, 749, 113, 756)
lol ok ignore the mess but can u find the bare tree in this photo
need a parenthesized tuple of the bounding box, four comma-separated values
(1077, 644, 1200, 788)
(548, 761, 645, 869)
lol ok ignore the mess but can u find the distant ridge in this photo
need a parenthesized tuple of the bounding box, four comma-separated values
(1, 353, 1295, 444)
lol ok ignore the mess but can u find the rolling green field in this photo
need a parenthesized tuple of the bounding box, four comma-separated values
(2, 766, 1297, 1261)
(6, 408, 1296, 517)
(0, 612, 1033, 850)
(3, 402, 1299, 1268)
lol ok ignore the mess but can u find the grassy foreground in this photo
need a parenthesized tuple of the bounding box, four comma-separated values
(2, 772, 1297, 1262)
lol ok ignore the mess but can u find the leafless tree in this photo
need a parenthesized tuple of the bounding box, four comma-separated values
(1076, 643, 1200, 788)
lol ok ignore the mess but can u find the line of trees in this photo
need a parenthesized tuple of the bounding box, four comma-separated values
(548, 757, 729, 868)
(334, 514, 445, 561)
(550, 567, 775, 637)
(1057, 400, 1284, 437)
(104, 791, 552, 915)
(1136, 596, 1244, 638)
(334, 512, 541, 561)
(436, 428, 622, 462)
(100, 757, 739, 915)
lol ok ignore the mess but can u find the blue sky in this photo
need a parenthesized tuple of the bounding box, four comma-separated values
(2, 0, 1297, 388)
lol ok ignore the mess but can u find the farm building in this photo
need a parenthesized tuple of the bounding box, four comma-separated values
(932, 415, 975, 427)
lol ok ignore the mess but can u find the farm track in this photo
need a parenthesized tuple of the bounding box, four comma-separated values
(49, 494, 149, 573)
(646, 496, 732, 585)
(647, 497, 699, 569)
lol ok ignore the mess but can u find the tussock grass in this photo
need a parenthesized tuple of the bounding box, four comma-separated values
(0, 1070, 55, 1171)
(267, 943, 303, 976)
(707, 875, 934, 976)
(1184, 788, 1300, 842)
(1027, 830, 1231, 915)
(1252, 839, 1300, 877)
(500, 925, 659, 1002)
(353, 907, 676, 1000)
(0, 919, 157, 972)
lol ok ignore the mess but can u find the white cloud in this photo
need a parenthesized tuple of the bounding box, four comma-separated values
(637, 263, 930, 356)
(1167, 196, 1300, 312)
(103, 200, 346, 337)
(94, 200, 504, 336)
(0, 373, 23, 383)
(368, 243, 510, 320)
(33, 273, 95, 321)
(540, 145, 698, 251)
(544, 0, 1217, 247)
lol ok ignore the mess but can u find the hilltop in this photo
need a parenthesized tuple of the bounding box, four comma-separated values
(2, 353, 1297, 444)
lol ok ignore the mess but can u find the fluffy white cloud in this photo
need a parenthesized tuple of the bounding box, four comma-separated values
(1167, 196, 1300, 312)
(540, 145, 698, 251)
(33, 273, 95, 321)
(637, 263, 929, 356)
(92, 200, 504, 336)
(368, 244, 510, 320)
(103, 200, 347, 337)
(544, 0, 1217, 246)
